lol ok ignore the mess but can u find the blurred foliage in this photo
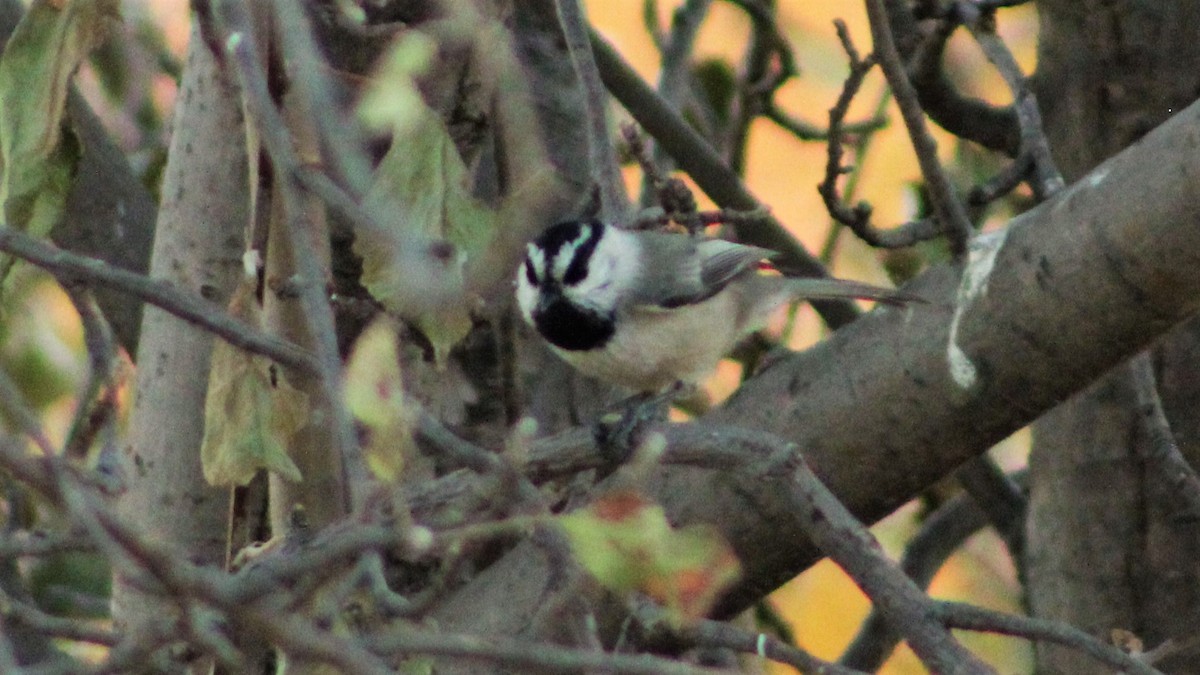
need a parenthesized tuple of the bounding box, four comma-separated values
(560, 488, 741, 623)
(29, 550, 111, 619)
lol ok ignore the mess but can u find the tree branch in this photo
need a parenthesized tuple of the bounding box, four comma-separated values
(429, 96, 1200, 647)
(589, 29, 864, 328)
(0, 226, 321, 377)
(866, 0, 974, 254)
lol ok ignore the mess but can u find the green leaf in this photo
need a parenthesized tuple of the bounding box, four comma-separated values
(200, 278, 304, 486)
(354, 32, 495, 365)
(0, 0, 120, 282)
(558, 491, 741, 622)
(344, 319, 416, 483)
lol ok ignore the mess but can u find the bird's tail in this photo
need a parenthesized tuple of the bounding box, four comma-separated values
(781, 277, 922, 306)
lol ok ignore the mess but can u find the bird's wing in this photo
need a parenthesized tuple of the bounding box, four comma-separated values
(623, 231, 706, 308)
(696, 239, 775, 291)
(626, 232, 774, 309)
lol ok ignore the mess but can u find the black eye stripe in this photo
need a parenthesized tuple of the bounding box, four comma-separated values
(562, 223, 602, 286)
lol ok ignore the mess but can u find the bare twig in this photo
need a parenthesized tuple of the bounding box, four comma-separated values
(368, 628, 738, 675)
(555, 0, 628, 219)
(934, 601, 1163, 675)
(638, 0, 713, 207)
(768, 442, 995, 673)
(866, 0, 974, 255)
(819, 87, 892, 262)
(897, 0, 1020, 155)
(633, 598, 867, 674)
(0, 225, 320, 377)
(61, 286, 119, 462)
(723, 0, 800, 173)
(215, 0, 362, 513)
(1129, 352, 1200, 520)
(589, 29, 865, 328)
(820, 20, 943, 249)
(0, 592, 118, 646)
(415, 412, 545, 513)
(953, 455, 1026, 556)
(270, 0, 375, 198)
(963, 10, 1064, 200)
(840, 482, 993, 668)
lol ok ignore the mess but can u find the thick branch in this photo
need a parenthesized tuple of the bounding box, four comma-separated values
(696, 97, 1200, 614)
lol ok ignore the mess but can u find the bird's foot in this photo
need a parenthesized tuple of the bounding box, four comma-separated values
(593, 383, 688, 465)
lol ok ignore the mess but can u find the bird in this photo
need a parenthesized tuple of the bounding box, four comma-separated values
(516, 219, 914, 393)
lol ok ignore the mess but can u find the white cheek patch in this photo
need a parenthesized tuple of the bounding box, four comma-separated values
(563, 226, 640, 312)
(515, 260, 539, 325)
(515, 275, 537, 323)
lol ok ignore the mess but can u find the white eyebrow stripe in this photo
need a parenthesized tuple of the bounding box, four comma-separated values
(526, 244, 547, 281)
(550, 229, 592, 281)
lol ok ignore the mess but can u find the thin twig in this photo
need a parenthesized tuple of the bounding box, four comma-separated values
(270, 0, 375, 198)
(841, 486, 991, 668)
(820, 20, 942, 249)
(770, 444, 995, 673)
(0, 226, 321, 377)
(638, 0, 712, 207)
(216, 0, 363, 512)
(633, 598, 867, 674)
(555, 0, 628, 220)
(368, 628, 738, 675)
(866, 0, 974, 255)
(898, 0, 1020, 155)
(61, 286, 119, 461)
(589, 29, 864, 328)
(934, 601, 1163, 675)
(820, 88, 893, 262)
(0, 592, 118, 646)
(953, 455, 1026, 557)
(1129, 352, 1200, 520)
(963, 11, 1063, 200)
(415, 412, 545, 513)
(724, 0, 799, 174)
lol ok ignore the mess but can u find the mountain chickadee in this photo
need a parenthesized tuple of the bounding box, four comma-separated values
(516, 219, 912, 392)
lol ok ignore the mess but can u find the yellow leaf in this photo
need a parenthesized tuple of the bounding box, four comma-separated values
(344, 319, 416, 483)
(200, 278, 304, 486)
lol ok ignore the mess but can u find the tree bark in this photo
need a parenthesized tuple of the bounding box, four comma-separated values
(112, 24, 246, 639)
(1028, 2, 1200, 672)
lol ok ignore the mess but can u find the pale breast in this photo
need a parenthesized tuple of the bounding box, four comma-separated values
(552, 289, 745, 392)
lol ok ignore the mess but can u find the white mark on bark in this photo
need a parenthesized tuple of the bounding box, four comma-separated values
(948, 227, 1009, 389)
(1085, 165, 1110, 189)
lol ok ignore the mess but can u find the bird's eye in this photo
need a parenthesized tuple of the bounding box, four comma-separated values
(524, 258, 539, 286)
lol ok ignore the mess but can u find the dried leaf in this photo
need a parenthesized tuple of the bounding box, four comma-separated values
(344, 319, 416, 483)
(355, 32, 494, 366)
(0, 0, 120, 282)
(558, 491, 741, 622)
(1111, 628, 1144, 655)
(200, 276, 304, 486)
